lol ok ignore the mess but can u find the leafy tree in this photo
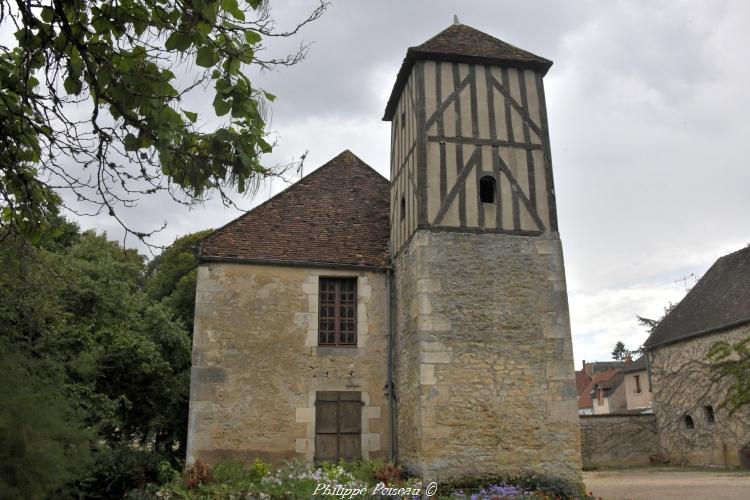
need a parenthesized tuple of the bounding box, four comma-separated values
(0, 223, 193, 497)
(0, 0, 326, 242)
(611, 340, 629, 361)
(0, 341, 94, 500)
(147, 229, 213, 333)
(708, 337, 750, 414)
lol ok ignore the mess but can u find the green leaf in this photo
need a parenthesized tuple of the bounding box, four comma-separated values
(63, 76, 82, 95)
(123, 133, 139, 151)
(213, 95, 231, 117)
(263, 90, 276, 102)
(223, 0, 245, 21)
(165, 32, 192, 51)
(40, 7, 55, 23)
(215, 78, 233, 95)
(182, 110, 198, 123)
(244, 30, 261, 45)
(195, 46, 218, 68)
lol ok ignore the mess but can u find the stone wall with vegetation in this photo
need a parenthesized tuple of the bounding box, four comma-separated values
(650, 324, 750, 467)
(187, 262, 390, 465)
(579, 414, 658, 468)
(393, 230, 581, 484)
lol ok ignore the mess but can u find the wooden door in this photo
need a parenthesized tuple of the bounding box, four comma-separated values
(315, 391, 362, 462)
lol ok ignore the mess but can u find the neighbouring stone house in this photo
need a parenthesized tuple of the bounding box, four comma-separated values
(187, 21, 582, 484)
(644, 245, 750, 467)
(623, 356, 652, 411)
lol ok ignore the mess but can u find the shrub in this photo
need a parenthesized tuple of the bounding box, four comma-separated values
(374, 462, 404, 484)
(183, 459, 213, 489)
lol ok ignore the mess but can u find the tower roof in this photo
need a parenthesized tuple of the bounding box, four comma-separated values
(200, 150, 391, 269)
(383, 23, 553, 120)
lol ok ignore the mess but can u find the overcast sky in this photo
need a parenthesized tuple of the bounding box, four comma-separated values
(68, 0, 750, 366)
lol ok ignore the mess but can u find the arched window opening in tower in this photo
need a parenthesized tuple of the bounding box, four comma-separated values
(684, 415, 695, 429)
(479, 176, 497, 204)
(400, 196, 406, 221)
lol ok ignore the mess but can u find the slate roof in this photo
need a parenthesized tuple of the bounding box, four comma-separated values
(622, 355, 648, 374)
(588, 361, 626, 374)
(200, 150, 391, 269)
(384, 22, 553, 120)
(644, 245, 750, 349)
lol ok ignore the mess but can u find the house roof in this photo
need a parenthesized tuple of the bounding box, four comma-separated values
(587, 361, 626, 374)
(623, 355, 648, 374)
(200, 150, 391, 269)
(383, 22, 552, 120)
(575, 370, 592, 395)
(644, 245, 750, 349)
(578, 368, 620, 409)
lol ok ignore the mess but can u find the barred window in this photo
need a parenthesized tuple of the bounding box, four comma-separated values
(318, 278, 357, 346)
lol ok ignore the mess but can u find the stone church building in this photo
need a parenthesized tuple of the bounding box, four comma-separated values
(187, 22, 581, 483)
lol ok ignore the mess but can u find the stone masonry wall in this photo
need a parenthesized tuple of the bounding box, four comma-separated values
(393, 229, 582, 483)
(579, 415, 658, 469)
(650, 324, 750, 467)
(186, 262, 390, 465)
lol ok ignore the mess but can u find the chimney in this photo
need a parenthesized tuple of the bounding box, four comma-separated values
(625, 355, 633, 365)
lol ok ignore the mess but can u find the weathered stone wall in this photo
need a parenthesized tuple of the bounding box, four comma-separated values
(650, 324, 750, 467)
(186, 262, 390, 465)
(393, 229, 581, 484)
(579, 414, 658, 468)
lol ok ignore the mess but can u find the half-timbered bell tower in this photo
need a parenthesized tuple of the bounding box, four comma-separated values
(385, 21, 582, 483)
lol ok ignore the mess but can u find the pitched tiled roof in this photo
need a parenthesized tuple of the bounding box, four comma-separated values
(579, 369, 620, 409)
(200, 150, 391, 269)
(575, 370, 592, 395)
(384, 23, 552, 120)
(644, 245, 750, 349)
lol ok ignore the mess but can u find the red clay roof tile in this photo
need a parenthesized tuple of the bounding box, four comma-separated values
(200, 150, 390, 269)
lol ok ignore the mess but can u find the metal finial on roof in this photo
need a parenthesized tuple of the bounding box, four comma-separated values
(453, 15, 460, 25)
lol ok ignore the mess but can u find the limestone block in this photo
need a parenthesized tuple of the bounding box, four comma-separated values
(296, 407, 315, 423)
(547, 400, 579, 423)
(535, 239, 558, 255)
(305, 329, 317, 347)
(543, 322, 567, 339)
(420, 364, 436, 385)
(295, 438, 314, 453)
(365, 433, 381, 451)
(547, 360, 572, 380)
(416, 278, 441, 293)
(417, 315, 450, 332)
(417, 294, 433, 315)
(293, 312, 309, 328)
(364, 406, 381, 419)
(422, 350, 452, 364)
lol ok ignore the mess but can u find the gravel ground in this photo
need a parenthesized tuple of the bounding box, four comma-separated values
(583, 467, 750, 500)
